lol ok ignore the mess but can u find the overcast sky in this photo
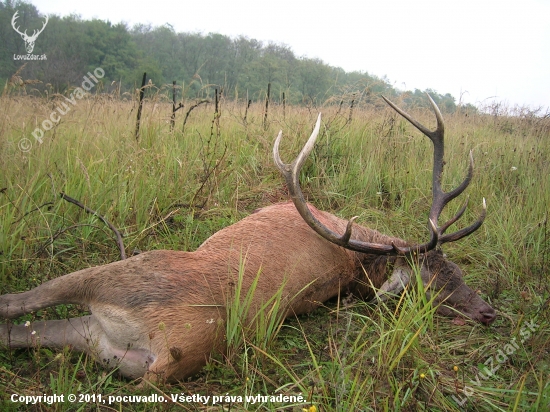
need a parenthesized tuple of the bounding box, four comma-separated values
(30, 0, 549, 108)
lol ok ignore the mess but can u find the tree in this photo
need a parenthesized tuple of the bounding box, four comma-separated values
(1, 0, 462, 107)
(297, 57, 333, 104)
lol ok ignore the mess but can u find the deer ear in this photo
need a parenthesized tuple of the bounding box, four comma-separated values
(372, 265, 410, 302)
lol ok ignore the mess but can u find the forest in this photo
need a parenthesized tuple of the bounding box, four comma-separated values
(0, 0, 463, 111)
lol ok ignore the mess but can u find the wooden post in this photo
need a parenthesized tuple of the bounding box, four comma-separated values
(135, 72, 146, 141)
(348, 98, 355, 124)
(170, 81, 184, 132)
(243, 96, 251, 125)
(170, 81, 177, 131)
(263, 82, 270, 129)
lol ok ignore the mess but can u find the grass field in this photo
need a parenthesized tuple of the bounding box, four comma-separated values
(0, 91, 549, 411)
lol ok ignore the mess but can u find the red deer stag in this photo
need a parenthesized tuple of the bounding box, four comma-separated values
(0, 96, 496, 382)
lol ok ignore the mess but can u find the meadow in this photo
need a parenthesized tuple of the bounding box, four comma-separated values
(0, 91, 548, 411)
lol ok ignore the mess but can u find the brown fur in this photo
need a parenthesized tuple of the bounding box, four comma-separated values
(0, 202, 495, 382)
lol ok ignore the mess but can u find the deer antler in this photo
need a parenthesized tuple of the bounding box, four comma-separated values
(12, 11, 48, 39)
(11, 11, 24, 37)
(382, 94, 486, 245)
(273, 114, 438, 255)
(273, 95, 485, 255)
(11, 11, 48, 53)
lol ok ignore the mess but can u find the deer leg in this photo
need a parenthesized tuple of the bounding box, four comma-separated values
(1, 316, 95, 349)
(1, 315, 155, 379)
(0, 273, 89, 319)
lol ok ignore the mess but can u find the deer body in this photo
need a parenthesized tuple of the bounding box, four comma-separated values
(0, 96, 497, 382)
(1, 202, 411, 381)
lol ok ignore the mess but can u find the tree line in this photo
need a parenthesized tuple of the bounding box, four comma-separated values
(0, 0, 467, 112)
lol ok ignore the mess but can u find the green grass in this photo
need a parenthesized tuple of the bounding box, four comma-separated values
(0, 93, 549, 411)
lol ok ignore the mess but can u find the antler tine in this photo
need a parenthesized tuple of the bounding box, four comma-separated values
(274, 113, 322, 179)
(439, 197, 469, 235)
(274, 114, 358, 248)
(382, 95, 444, 140)
(274, 114, 354, 246)
(440, 198, 487, 243)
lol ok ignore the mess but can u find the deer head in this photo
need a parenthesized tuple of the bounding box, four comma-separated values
(274, 95, 495, 324)
(12, 11, 48, 54)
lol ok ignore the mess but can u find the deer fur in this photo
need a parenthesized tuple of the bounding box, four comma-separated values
(0, 202, 495, 382)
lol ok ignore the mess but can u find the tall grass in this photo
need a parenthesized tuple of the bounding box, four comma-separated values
(0, 93, 548, 411)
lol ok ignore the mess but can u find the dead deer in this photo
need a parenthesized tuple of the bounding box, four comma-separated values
(0, 96, 496, 382)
